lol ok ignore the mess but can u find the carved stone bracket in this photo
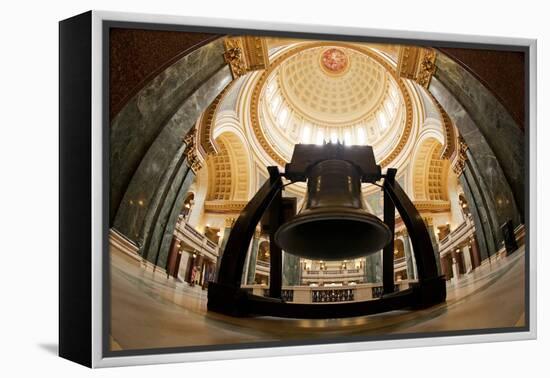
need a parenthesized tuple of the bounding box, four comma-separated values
(183, 127, 202, 174)
(452, 136, 469, 176)
(397, 46, 437, 88)
(223, 36, 269, 79)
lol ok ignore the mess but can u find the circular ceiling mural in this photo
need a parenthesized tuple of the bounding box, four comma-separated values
(277, 45, 388, 125)
(320, 48, 349, 75)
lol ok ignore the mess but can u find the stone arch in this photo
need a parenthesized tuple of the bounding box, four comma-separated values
(412, 137, 450, 201)
(206, 131, 252, 202)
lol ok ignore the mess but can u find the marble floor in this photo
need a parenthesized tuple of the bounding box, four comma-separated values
(109, 246, 526, 352)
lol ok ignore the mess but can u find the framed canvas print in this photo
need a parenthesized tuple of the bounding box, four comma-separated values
(59, 10, 537, 368)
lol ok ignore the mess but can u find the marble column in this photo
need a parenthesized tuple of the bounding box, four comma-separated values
(432, 54, 524, 220)
(215, 218, 234, 281)
(156, 168, 197, 269)
(246, 233, 261, 285)
(283, 252, 301, 286)
(469, 236, 482, 268)
(401, 232, 416, 280)
(451, 250, 460, 282)
(459, 164, 494, 260)
(426, 222, 441, 276)
(364, 251, 382, 283)
(461, 245, 472, 273)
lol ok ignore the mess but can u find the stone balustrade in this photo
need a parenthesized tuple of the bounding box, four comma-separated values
(439, 215, 476, 257)
(174, 220, 219, 261)
(241, 281, 415, 304)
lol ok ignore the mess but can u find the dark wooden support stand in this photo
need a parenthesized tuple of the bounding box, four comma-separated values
(208, 145, 446, 318)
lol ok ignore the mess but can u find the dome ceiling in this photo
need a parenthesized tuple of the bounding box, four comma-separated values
(278, 46, 388, 125)
(249, 42, 410, 166)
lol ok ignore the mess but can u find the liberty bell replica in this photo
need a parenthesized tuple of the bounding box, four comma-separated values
(275, 143, 392, 260)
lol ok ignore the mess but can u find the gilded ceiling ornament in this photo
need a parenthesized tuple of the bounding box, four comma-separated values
(223, 36, 269, 79)
(397, 46, 437, 88)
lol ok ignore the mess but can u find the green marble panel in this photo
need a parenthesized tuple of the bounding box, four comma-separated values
(433, 55, 524, 221)
(110, 39, 226, 222)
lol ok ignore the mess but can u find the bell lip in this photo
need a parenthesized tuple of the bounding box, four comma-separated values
(274, 208, 393, 260)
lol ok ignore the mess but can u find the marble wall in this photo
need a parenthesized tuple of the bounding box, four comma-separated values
(283, 252, 301, 286)
(246, 237, 260, 285)
(429, 78, 521, 252)
(433, 54, 525, 220)
(110, 38, 228, 224)
(110, 38, 233, 266)
(364, 251, 383, 283)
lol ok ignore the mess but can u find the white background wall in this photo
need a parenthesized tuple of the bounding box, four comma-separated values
(0, 0, 547, 377)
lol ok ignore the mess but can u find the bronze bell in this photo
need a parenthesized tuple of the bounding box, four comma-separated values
(274, 159, 392, 260)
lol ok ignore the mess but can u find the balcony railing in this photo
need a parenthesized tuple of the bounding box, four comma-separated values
(174, 220, 219, 260)
(304, 269, 364, 276)
(439, 215, 476, 256)
(241, 281, 415, 304)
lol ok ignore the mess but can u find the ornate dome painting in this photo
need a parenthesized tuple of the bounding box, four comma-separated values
(320, 47, 349, 74)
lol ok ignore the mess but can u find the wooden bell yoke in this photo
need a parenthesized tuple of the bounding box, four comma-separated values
(207, 143, 446, 318)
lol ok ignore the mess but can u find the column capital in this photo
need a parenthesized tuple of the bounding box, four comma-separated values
(224, 217, 236, 228)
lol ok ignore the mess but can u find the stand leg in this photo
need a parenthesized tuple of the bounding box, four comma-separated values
(268, 167, 283, 298)
(383, 170, 396, 294)
(216, 167, 282, 287)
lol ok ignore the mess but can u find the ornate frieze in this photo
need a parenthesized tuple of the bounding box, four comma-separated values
(223, 36, 269, 79)
(413, 200, 451, 213)
(204, 200, 249, 214)
(397, 46, 437, 88)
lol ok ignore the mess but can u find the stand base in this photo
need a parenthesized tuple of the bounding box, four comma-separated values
(207, 278, 446, 319)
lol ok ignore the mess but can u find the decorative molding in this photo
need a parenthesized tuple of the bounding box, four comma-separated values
(197, 87, 230, 158)
(183, 127, 202, 173)
(428, 93, 456, 160)
(204, 200, 249, 214)
(250, 42, 415, 167)
(223, 36, 269, 79)
(397, 46, 437, 88)
(452, 136, 468, 176)
(413, 200, 451, 213)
